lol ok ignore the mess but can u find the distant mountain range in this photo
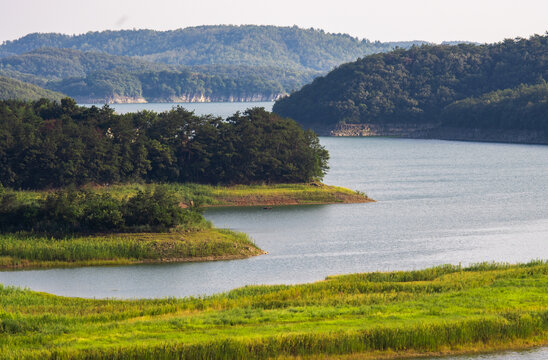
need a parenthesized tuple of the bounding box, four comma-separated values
(0, 25, 426, 103)
(273, 34, 548, 144)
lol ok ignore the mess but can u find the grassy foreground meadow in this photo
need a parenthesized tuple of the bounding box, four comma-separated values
(0, 262, 546, 359)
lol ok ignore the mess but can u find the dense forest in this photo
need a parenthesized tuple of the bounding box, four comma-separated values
(0, 48, 318, 102)
(273, 34, 548, 134)
(0, 26, 424, 71)
(0, 76, 66, 101)
(0, 26, 425, 103)
(0, 99, 329, 189)
(441, 83, 548, 131)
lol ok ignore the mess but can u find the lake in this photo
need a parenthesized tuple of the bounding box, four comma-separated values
(2, 102, 547, 359)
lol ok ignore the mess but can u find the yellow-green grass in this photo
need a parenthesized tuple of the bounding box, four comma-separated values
(13, 182, 373, 207)
(0, 262, 546, 359)
(0, 229, 263, 270)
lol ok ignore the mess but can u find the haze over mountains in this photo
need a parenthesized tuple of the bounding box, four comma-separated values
(0, 25, 426, 103)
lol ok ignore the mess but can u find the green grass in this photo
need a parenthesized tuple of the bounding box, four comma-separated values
(0, 261, 546, 359)
(0, 229, 262, 269)
(12, 182, 372, 207)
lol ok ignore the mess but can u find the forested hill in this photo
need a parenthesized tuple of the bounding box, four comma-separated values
(0, 76, 66, 101)
(0, 26, 425, 72)
(0, 26, 427, 103)
(273, 34, 548, 142)
(0, 48, 320, 103)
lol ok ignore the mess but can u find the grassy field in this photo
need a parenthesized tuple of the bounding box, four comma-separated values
(13, 182, 372, 207)
(0, 229, 263, 270)
(0, 261, 546, 359)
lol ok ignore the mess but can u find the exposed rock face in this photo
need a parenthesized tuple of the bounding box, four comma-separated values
(330, 123, 437, 137)
(329, 123, 548, 145)
(74, 95, 147, 104)
(152, 93, 284, 103)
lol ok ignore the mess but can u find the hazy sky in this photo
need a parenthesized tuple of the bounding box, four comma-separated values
(1, 0, 547, 44)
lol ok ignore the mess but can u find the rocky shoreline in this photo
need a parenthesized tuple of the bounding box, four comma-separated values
(329, 123, 548, 145)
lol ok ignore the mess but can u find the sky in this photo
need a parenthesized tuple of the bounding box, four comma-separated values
(1, 0, 547, 44)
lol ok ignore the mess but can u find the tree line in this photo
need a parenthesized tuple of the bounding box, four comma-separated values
(0, 26, 422, 72)
(0, 99, 329, 190)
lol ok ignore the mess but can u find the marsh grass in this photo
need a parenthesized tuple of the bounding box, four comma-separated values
(0, 261, 546, 359)
(0, 229, 260, 269)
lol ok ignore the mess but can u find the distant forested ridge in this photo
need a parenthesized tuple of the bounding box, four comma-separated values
(0, 99, 328, 189)
(273, 34, 548, 143)
(0, 26, 425, 103)
(0, 26, 424, 71)
(0, 76, 66, 101)
(0, 48, 317, 103)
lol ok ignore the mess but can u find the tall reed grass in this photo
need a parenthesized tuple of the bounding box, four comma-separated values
(0, 229, 259, 268)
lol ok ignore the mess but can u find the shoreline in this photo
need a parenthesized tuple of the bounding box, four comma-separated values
(299, 341, 548, 360)
(15, 182, 374, 207)
(0, 228, 265, 271)
(328, 124, 548, 146)
(0, 251, 268, 271)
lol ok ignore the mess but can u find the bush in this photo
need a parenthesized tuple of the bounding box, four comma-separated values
(0, 186, 202, 234)
(124, 187, 186, 231)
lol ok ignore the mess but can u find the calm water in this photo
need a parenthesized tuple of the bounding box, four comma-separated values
(415, 348, 548, 360)
(79, 101, 274, 117)
(1, 137, 547, 298)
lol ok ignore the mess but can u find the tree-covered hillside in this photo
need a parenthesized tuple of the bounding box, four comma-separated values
(0, 76, 66, 101)
(273, 34, 548, 134)
(0, 48, 320, 102)
(440, 83, 548, 131)
(0, 26, 424, 72)
(0, 26, 427, 103)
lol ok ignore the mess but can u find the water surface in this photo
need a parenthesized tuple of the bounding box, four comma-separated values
(79, 101, 274, 118)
